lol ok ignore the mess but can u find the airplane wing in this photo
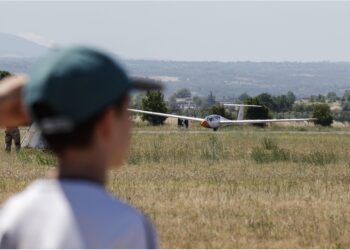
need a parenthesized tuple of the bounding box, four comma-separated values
(128, 109, 205, 122)
(220, 118, 315, 125)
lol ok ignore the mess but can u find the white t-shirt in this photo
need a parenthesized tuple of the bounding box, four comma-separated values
(0, 179, 158, 248)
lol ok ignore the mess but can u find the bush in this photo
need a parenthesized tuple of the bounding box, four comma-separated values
(251, 138, 290, 163)
(200, 135, 226, 161)
(342, 102, 350, 111)
(209, 104, 234, 119)
(312, 104, 333, 126)
(141, 91, 168, 125)
(0, 70, 11, 80)
(251, 146, 290, 164)
(244, 98, 270, 127)
(300, 151, 337, 166)
(333, 111, 350, 122)
(292, 103, 314, 112)
(250, 138, 337, 166)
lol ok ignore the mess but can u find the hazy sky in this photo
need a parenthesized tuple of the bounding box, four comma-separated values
(1, 1, 350, 62)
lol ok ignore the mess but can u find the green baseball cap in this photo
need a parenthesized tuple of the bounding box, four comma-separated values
(24, 46, 162, 134)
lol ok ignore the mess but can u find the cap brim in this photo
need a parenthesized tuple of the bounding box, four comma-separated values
(130, 77, 163, 91)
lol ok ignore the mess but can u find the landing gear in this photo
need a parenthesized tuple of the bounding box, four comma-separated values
(213, 128, 218, 131)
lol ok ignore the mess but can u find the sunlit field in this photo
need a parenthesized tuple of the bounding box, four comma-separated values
(1, 122, 350, 248)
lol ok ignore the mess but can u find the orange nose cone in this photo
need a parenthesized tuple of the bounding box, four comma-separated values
(201, 120, 210, 128)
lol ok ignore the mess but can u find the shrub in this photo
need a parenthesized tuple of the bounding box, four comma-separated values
(244, 98, 270, 127)
(251, 138, 290, 163)
(312, 104, 333, 127)
(300, 151, 337, 166)
(251, 138, 338, 166)
(200, 135, 226, 161)
(0, 70, 11, 80)
(141, 91, 168, 125)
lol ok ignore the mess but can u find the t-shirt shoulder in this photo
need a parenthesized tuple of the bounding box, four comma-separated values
(0, 179, 158, 248)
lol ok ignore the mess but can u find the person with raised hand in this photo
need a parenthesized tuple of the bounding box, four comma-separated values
(0, 47, 161, 248)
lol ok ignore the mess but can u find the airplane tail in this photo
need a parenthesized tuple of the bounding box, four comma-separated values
(223, 104, 262, 120)
(237, 106, 245, 120)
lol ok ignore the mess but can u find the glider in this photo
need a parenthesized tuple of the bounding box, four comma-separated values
(128, 104, 315, 131)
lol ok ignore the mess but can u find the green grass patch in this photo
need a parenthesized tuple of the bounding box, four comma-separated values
(251, 137, 338, 166)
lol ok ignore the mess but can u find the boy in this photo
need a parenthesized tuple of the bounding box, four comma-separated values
(0, 47, 160, 248)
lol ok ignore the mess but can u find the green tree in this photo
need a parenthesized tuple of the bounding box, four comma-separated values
(342, 101, 350, 111)
(244, 97, 270, 127)
(0, 70, 11, 80)
(168, 88, 192, 112)
(273, 95, 293, 112)
(310, 94, 326, 103)
(312, 104, 333, 127)
(343, 90, 350, 102)
(292, 103, 314, 112)
(256, 93, 275, 110)
(192, 96, 203, 108)
(168, 94, 178, 112)
(238, 92, 250, 102)
(286, 91, 296, 104)
(203, 91, 216, 108)
(174, 88, 191, 98)
(141, 91, 168, 125)
(130, 93, 145, 109)
(209, 104, 234, 119)
(326, 92, 338, 102)
(333, 111, 350, 122)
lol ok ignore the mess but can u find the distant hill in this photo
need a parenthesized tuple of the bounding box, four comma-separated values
(1, 50, 350, 98)
(0, 57, 40, 74)
(0, 33, 48, 58)
(124, 60, 350, 98)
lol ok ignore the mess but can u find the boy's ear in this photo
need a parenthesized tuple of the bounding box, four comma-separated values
(0, 75, 31, 127)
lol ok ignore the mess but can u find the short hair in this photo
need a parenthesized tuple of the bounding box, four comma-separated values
(31, 96, 127, 154)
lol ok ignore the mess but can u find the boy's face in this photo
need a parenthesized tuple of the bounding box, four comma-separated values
(61, 97, 132, 171)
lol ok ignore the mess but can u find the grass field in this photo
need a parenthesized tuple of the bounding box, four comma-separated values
(1, 123, 350, 248)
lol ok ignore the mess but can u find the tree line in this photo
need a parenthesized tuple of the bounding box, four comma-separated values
(132, 88, 340, 127)
(0, 70, 337, 127)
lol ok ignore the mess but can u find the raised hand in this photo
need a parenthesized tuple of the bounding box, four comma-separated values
(0, 75, 31, 127)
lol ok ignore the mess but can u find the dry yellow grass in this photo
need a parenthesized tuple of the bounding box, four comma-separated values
(1, 126, 350, 248)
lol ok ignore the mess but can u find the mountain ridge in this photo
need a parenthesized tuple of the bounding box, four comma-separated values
(0, 34, 349, 98)
(0, 33, 48, 58)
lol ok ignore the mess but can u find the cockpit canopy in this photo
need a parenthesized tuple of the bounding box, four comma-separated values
(206, 115, 222, 122)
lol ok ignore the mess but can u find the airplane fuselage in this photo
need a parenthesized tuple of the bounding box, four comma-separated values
(200, 115, 223, 130)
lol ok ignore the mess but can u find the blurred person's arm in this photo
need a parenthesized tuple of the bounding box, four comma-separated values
(0, 75, 31, 127)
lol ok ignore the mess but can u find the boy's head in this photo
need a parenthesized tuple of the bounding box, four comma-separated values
(24, 46, 161, 166)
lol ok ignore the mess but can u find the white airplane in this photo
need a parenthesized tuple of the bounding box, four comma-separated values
(129, 104, 314, 131)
